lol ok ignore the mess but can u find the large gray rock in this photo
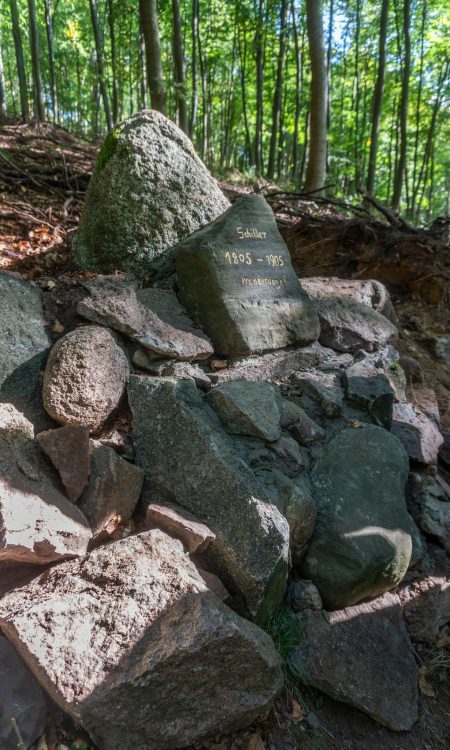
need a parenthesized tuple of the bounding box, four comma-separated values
(301, 277, 398, 324)
(128, 376, 289, 622)
(316, 296, 398, 353)
(78, 442, 144, 537)
(176, 195, 320, 356)
(36, 425, 90, 501)
(207, 381, 282, 442)
(0, 636, 47, 750)
(288, 593, 419, 731)
(72, 110, 229, 273)
(77, 283, 213, 361)
(399, 575, 450, 643)
(0, 530, 283, 750)
(0, 271, 50, 431)
(301, 425, 416, 609)
(43, 325, 129, 431)
(391, 402, 444, 464)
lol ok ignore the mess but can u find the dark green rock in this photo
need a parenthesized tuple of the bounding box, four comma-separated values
(207, 381, 282, 442)
(301, 425, 416, 609)
(176, 195, 320, 356)
(0, 272, 50, 431)
(128, 375, 289, 623)
(343, 369, 394, 429)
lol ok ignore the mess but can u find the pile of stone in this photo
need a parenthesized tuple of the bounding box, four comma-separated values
(0, 112, 449, 750)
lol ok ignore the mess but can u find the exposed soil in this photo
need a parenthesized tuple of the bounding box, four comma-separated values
(0, 122, 449, 750)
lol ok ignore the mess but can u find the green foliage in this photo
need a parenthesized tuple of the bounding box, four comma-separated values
(265, 604, 303, 660)
(0, 0, 448, 220)
(96, 124, 123, 171)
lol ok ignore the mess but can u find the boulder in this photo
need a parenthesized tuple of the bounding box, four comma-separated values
(270, 471, 316, 564)
(399, 575, 450, 643)
(43, 325, 129, 431)
(288, 415, 325, 446)
(207, 381, 282, 442)
(292, 370, 344, 418)
(343, 368, 394, 429)
(77, 283, 213, 361)
(128, 376, 289, 622)
(0, 636, 47, 750)
(316, 296, 398, 353)
(78, 442, 144, 537)
(36, 425, 90, 501)
(301, 425, 416, 609)
(301, 277, 398, 324)
(287, 580, 322, 612)
(145, 501, 215, 553)
(419, 496, 450, 553)
(391, 403, 444, 464)
(0, 271, 50, 431)
(288, 593, 419, 731)
(176, 194, 320, 355)
(0, 530, 283, 750)
(72, 110, 230, 273)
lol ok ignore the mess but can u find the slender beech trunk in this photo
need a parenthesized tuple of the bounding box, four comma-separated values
(267, 0, 288, 179)
(43, 0, 58, 122)
(366, 0, 389, 194)
(0, 25, 7, 117)
(27, 0, 45, 121)
(254, 0, 264, 172)
(172, 0, 187, 132)
(189, 0, 199, 138)
(9, 0, 29, 121)
(89, 0, 113, 130)
(353, 0, 361, 186)
(139, 14, 147, 109)
(411, 2, 427, 216)
(237, 16, 252, 166)
(392, 0, 411, 210)
(139, 0, 167, 114)
(290, 0, 302, 178)
(108, 0, 118, 125)
(304, 0, 328, 193)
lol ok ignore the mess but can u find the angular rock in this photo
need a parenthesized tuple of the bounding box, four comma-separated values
(137, 287, 212, 344)
(36, 425, 90, 501)
(156, 361, 212, 390)
(78, 443, 144, 537)
(301, 277, 398, 324)
(439, 430, 450, 469)
(0, 636, 47, 750)
(207, 381, 282, 442)
(176, 194, 320, 355)
(419, 496, 450, 552)
(391, 403, 444, 464)
(399, 575, 450, 643)
(145, 501, 215, 553)
(405, 386, 440, 426)
(78, 283, 213, 361)
(287, 580, 323, 612)
(288, 593, 419, 731)
(0, 271, 51, 431)
(197, 568, 230, 602)
(269, 471, 316, 564)
(343, 368, 394, 429)
(280, 398, 306, 427)
(302, 425, 415, 609)
(128, 376, 289, 622)
(0, 530, 283, 750)
(289, 415, 325, 446)
(73, 110, 230, 273)
(43, 325, 129, 431)
(292, 370, 344, 417)
(267, 436, 305, 473)
(316, 296, 398, 353)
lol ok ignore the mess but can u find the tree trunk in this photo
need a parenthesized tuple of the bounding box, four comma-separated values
(89, 0, 113, 130)
(189, 0, 199, 138)
(172, 0, 187, 132)
(304, 0, 327, 193)
(139, 13, 147, 109)
(43, 0, 58, 122)
(108, 0, 119, 125)
(0, 24, 7, 117)
(9, 0, 29, 121)
(290, 0, 302, 178)
(254, 0, 264, 172)
(267, 0, 288, 180)
(392, 0, 411, 211)
(139, 0, 167, 115)
(27, 0, 45, 121)
(366, 0, 389, 194)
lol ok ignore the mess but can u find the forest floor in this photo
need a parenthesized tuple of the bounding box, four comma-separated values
(0, 121, 449, 750)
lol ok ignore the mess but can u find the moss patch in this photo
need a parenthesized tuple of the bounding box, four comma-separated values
(96, 126, 123, 171)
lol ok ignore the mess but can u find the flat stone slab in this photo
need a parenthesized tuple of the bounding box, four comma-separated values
(176, 194, 320, 356)
(145, 501, 215, 553)
(0, 271, 51, 431)
(0, 530, 283, 750)
(78, 282, 213, 361)
(288, 593, 419, 731)
(316, 296, 398, 353)
(301, 277, 398, 324)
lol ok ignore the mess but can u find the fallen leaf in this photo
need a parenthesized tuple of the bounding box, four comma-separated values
(419, 665, 436, 698)
(52, 319, 65, 333)
(346, 419, 364, 428)
(246, 733, 265, 750)
(291, 698, 306, 723)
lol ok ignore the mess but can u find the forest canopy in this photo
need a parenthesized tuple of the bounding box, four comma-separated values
(0, 0, 449, 222)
